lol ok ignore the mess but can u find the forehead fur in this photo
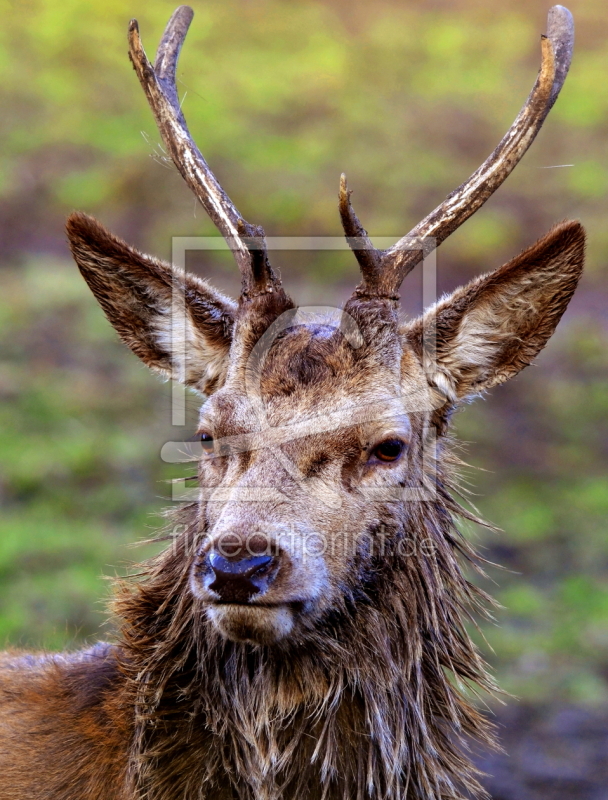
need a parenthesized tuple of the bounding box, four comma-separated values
(258, 321, 410, 418)
(260, 324, 362, 394)
(204, 318, 431, 436)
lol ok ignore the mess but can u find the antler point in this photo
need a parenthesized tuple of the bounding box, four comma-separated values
(339, 174, 352, 203)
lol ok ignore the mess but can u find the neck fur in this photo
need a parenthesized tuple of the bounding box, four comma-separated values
(114, 491, 497, 800)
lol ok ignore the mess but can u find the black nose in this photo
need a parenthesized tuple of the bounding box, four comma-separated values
(205, 552, 277, 603)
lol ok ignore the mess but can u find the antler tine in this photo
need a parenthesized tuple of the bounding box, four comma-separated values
(128, 6, 280, 299)
(547, 5, 575, 108)
(344, 5, 574, 301)
(338, 174, 389, 294)
(153, 6, 193, 115)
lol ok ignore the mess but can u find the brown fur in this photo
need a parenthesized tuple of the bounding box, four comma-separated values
(0, 214, 584, 799)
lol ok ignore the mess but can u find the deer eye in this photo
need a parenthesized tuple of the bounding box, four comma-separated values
(371, 439, 406, 464)
(197, 432, 214, 455)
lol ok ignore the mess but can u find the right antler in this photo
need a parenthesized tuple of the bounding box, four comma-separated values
(341, 5, 575, 301)
(128, 6, 281, 301)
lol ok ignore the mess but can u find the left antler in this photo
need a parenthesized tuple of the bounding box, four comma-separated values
(128, 6, 281, 300)
(341, 5, 575, 301)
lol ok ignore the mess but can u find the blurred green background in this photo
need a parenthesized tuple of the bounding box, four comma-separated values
(0, 0, 606, 704)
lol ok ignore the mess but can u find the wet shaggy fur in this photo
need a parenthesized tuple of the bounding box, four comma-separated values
(0, 216, 585, 800)
(114, 496, 496, 800)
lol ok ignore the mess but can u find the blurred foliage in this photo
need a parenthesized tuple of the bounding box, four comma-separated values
(0, 264, 175, 648)
(0, 0, 607, 702)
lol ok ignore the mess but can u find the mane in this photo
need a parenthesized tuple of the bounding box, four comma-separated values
(112, 457, 499, 800)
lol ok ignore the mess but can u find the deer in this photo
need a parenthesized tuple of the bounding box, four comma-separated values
(0, 5, 583, 800)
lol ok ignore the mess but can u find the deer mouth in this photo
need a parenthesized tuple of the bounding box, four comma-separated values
(205, 602, 297, 645)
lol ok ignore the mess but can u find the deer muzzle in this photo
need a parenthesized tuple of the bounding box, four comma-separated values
(192, 525, 329, 644)
(205, 551, 278, 603)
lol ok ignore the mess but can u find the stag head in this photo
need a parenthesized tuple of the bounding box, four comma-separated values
(67, 5, 583, 650)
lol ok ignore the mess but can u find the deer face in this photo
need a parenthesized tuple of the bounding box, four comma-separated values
(66, 6, 583, 647)
(190, 317, 430, 644)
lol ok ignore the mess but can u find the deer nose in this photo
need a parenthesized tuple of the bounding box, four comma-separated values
(205, 552, 277, 603)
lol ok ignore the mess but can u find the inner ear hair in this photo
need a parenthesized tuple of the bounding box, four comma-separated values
(403, 220, 585, 405)
(66, 212, 236, 393)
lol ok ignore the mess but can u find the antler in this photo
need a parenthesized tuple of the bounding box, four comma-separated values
(128, 6, 280, 300)
(341, 5, 575, 301)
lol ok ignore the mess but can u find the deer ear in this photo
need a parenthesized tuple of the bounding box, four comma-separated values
(66, 212, 235, 395)
(402, 221, 585, 404)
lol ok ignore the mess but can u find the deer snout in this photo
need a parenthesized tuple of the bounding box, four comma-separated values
(204, 551, 278, 603)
